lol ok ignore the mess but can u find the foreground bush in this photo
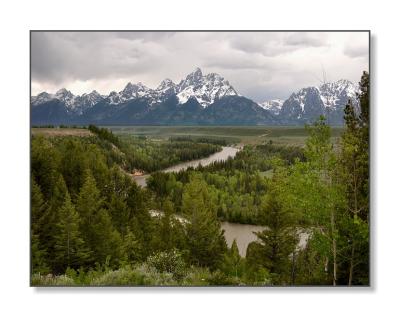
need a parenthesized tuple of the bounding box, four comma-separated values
(32, 263, 269, 286)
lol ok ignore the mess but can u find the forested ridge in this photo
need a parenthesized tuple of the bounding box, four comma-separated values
(31, 72, 369, 286)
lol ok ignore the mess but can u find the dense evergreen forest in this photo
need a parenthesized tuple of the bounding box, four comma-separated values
(88, 124, 223, 172)
(31, 72, 369, 286)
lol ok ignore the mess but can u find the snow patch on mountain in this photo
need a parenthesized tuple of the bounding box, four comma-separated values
(74, 91, 104, 114)
(318, 79, 358, 109)
(156, 78, 177, 95)
(258, 99, 284, 115)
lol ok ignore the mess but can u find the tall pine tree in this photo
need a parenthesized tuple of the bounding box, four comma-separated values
(182, 175, 227, 269)
(249, 183, 298, 285)
(31, 177, 49, 273)
(54, 192, 90, 272)
(76, 170, 122, 267)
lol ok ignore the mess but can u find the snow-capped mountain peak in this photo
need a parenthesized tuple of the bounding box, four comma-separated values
(278, 79, 360, 123)
(176, 68, 238, 107)
(31, 92, 53, 106)
(54, 88, 78, 109)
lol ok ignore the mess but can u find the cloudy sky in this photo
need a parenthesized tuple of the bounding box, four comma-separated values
(31, 31, 369, 102)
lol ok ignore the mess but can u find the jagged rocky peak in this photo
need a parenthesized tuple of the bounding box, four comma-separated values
(176, 67, 238, 107)
(156, 78, 176, 93)
(55, 88, 74, 100)
(178, 67, 202, 90)
(31, 91, 53, 106)
(119, 82, 153, 102)
(123, 82, 149, 93)
(54, 88, 77, 108)
(37, 91, 51, 98)
(82, 90, 100, 98)
(92, 90, 102, 97)
(107, 91, 121, 105)
(123, 82, 134, 91)
(187, 67, 203, 82)
(205, 72, 222, 81)
(81, 90, 103, 106)
(319, 79, 358, 101)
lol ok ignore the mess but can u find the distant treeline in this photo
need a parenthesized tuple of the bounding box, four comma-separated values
(169, 136, 240, 146)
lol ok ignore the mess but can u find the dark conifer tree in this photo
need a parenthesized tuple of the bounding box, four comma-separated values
(251, 192, 298, 285)
(76, 170, 123, 266)
(31, 177, 49, 273)
(183, 175, 227, 269)
(90, 208, 123, 267)
(108, 193, 129, 236)
(53, 192, 90, 272)
(122, 228, 141, 264)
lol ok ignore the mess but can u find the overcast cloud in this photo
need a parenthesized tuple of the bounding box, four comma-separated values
(31, 31, 369, 102)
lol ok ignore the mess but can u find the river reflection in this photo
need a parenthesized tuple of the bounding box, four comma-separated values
(221, 222, 265, 257)
(221, 222, 310, 257)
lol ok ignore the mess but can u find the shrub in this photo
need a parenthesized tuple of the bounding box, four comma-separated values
(146, 249, 186, 280)
(90, 265, 177, 286)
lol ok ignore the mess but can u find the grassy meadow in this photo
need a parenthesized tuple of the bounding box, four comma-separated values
(31, 127, 93, 137)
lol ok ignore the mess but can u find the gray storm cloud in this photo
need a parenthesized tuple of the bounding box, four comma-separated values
(31, 31, 369, 102)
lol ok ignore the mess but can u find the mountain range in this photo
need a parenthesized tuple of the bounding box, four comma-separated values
(31, 68, 359, 126)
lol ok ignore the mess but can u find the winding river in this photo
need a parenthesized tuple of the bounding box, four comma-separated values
(132, 146, 240, 187)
